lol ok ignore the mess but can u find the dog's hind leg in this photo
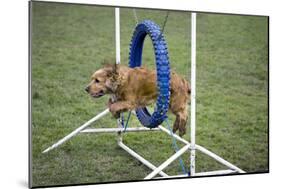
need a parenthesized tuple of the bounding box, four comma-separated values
(172, 115, 180, 134)
(173, 109, 188, 137)
(178, 112, 188, 137)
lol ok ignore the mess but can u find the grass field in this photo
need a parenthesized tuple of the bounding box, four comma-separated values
(31, 2, 268, 187)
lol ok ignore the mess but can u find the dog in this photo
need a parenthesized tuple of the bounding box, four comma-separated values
(85, 63, 191, 136)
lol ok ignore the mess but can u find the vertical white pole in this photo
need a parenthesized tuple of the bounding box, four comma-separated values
(115, 8, 121, 65)
(115, 7, 123, 143)
(190, 12, 197, 176)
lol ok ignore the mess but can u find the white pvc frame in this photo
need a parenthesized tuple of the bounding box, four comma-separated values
(42, 8, 245, 179)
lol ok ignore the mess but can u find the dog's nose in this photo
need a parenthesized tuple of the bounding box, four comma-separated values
(85, 86, 90, 93)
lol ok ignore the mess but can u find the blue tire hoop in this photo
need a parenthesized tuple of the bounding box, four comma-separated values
(129, 20, 171, 128)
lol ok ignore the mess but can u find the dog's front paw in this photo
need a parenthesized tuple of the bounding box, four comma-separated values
(107, 98, 114, 107)
(109, 103, 120, 119)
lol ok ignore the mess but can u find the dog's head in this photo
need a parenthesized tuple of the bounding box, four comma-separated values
(85, 64, 119, 98)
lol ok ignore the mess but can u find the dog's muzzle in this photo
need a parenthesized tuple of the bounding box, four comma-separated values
(85, 86, 105, 98)
(92, 92, 104, 98)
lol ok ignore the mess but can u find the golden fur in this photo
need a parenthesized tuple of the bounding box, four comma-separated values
(85, 64, 191, 136)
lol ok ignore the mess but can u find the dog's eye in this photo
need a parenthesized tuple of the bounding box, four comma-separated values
(95, 79, 100, 83)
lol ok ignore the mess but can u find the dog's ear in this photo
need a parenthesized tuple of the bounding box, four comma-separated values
(105, 77, 118, 92)
(103, 62, 119, 76)
(104, 63, 119, 93)
(111, 63, 120, 82)
(104, 63, 119, 78)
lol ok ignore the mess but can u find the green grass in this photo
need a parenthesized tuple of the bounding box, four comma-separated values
(31, 2, 268, 187)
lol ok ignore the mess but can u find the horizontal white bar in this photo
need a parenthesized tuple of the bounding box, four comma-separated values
(42, 108, 110, 153)
(154, 169, 237, 179)
(195, 144, 246, 173)
(130, 113, 190, 145)
(81, 127, 160, 133)
(118, 141, 168, 177)
(194, 169, 237, 176)
(144, 144, 190, 180)
(131, 113, 189, 143)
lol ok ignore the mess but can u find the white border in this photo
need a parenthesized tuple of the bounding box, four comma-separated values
(1, 0, 280, 189)
(33, 0, 271, 16)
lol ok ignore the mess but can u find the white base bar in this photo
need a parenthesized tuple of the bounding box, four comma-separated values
(154, 174, 188, 179)
(42, 108, 110, 153)
(154, 169, 237, 179)
(144, 144, 190, 180)
(81, 127, 160, 133)
(118, 141, 169, 177)
(194, 169, 237, 177)
(195, 145, 245, 173)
